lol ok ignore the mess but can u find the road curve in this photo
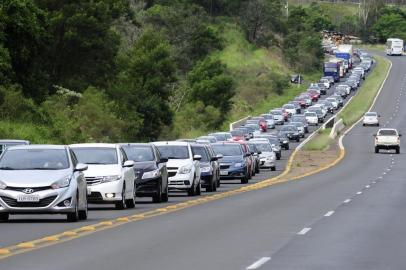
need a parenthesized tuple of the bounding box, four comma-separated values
(0, 54, 399, 270)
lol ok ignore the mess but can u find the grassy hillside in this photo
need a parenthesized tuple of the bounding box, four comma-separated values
(214, 23, 321, 129)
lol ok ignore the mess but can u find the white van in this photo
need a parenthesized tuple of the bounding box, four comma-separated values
(386, 38, 403, 56)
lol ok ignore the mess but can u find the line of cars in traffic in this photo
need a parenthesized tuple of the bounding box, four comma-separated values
(0, 48, 374, 222)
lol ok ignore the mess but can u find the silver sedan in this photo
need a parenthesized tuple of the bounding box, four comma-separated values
(0, 145, 88, 222)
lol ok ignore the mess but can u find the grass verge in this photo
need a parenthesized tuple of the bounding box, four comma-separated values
(338, 55, 391, 126)
(302, 128, 332, 151)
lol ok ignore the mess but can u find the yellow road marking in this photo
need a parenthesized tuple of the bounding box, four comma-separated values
(0, 148, 345, 260)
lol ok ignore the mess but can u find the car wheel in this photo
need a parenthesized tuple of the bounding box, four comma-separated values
(212, 179, 217, 192)
(153, 183, 163, 203)
(78, 192, 88, 220)
(296, 137, 300, 142)
(377, 123, 380, 127)
(285, 145, 290, 150)
(217, 172, 221, 188)
(271, 166, 276, 171)
(161, 183, 169, 202)
(187, 177, 196, 196)
(115, 185, 126, 210)
(362, 123, 365, 126)
(195, 181, 201, 196)
(276, 154, 281, 160)
(241, 173, 249, 184)
(126, 184, 136, 208)
(396, 147, 400, 154)
(206, 176, 214, 192)
(255, 162, 260, 174)
(375, 147, 379, 154)
(67, 203, 79, 222)
(0, 213, 9, 221)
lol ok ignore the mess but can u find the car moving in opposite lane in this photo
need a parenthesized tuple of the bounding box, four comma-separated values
(71, 144, 136, 210)
(0, 145, 88, 222)
(153, 141, 201, 196)
(121, 143, 169, 203)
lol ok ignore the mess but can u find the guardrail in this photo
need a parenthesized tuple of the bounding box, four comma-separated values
(229, 116, 251, 131)
(329, 118, 345, 139)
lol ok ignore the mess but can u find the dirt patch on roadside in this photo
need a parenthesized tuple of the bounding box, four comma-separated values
(281, 141, 341, 181)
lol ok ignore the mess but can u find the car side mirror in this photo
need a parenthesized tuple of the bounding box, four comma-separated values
(244, 153, 251, 157)
(399, 134, 402, 137)
(216, 154, 223, 159)
(159, 158, 168, 163)
(378, 115, 381, 117)
(251, 151, 255, 155)
(75, 163, 88, 172)
(210, 157, 218, 162)
(193, 155, 202, 161)
(123, 160, 135, 167)
(257, 151, 262, 155)
(373, 134, 377, 137)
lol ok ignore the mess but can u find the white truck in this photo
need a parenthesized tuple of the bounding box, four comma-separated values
(386, 38, 404, 56)
(374, 128, 401, 154)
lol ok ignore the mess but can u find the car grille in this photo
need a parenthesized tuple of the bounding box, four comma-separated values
(0, 195, 57, 208)
(167, 167, 178, 171)
(220, 164, 230, 170)
(169, 180, 185, 185)
(85, 177, 103, 186)
(88, 192, 103, 202)
(5, 186, 51, 192)
(168, 172, 177, 178)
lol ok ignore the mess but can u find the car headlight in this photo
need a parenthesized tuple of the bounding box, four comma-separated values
(102, 175, 122, 183)
(142, 169, 161, 179)
(179, 165, 192, 174)
(0, 180, 7, 190)
(283, 140, 288, 144)
(200, 166, 211, 173)
(234, 163, 244, 168)
(51, 176, 71, 189)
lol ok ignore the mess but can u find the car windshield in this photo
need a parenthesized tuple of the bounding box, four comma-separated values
(292, 116, 305, 122)
(230, 130, 244, 137)
(0, 149, 69, 170)
(365, 112, 377, 117)
(268, 138, 279, 145)
(210, 133, 227, 141)
(0, 142, 29, 154)
(305, 112, 317, 117)
(212, 144, 243, 156)
(197, 136, 216, 143)
(191, 146, 209, 162)
(284, 105, 294, 109)
(379, 130, 397, 136)
(122, 145, 155, 162)
(72, 147, 118, 164)
(282, 126, 297, 132)
(156, 145, 190, 159)
(292, 122, 303, 127)
(254, 143, 272, 152)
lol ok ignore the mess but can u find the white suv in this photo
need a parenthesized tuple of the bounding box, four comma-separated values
(153, 141, 201, 196)
(70, 143, 136, 209)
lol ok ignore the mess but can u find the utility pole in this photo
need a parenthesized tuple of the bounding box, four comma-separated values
(285, 0, 289, 18)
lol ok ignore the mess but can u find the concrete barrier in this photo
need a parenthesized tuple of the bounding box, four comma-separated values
(330, 118, 345, 139)
(229, 116, 251, 131)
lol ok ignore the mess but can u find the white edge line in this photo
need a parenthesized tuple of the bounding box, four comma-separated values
(297, 227, 312, 235)
(343, 199, 351, 203)
(356, 191, 362, 195)
(324, 211, 335, 217)
(246, 257, 272, 270)
(338, 57, 393, 149)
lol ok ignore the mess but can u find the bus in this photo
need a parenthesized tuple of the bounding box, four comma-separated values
(386, 38, 403, 56)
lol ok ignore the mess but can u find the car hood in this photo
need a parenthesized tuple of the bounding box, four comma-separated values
(83, 164, 121, 177)
(259, 152, 274, 158)
(133, 161, 157, 172)
(0, 168, 72, 187)
(166, 159, 193, 167)
(220, 156, 244, 163)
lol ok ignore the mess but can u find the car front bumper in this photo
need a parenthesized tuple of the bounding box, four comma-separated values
(87, 179, 125, 203)
(219, 165, 246, 179)
(136, 177, 160, 197)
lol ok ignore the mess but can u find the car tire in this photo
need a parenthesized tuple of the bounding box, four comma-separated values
(196, 181, 201, 196)
(187, 178, 195, 196)
(67, 203, 79, 222)
(78, 205, 88, 221)
(362, 123, 365, 126)
(276, 154, 281, 160)
(285, 145, 289, 150)
(271, 166, 276, 171)
(161, 183, 169, 202)
(241, 174, 249, 184)
(115, 185, 126, 210)
(0, 213, 9, 221)
(126, 184, 136, 208)
(377, 123, 380, 127)
(396, 147, 400, 154)
(153, 182, 163, 203)
(217, 173, 221, 188)
(255, 163, 260, 174)
(375, 147, 379, 154)
(212, 179, 217, 192)
(296, 137, 300, 142)
(206, 176, 214, 192)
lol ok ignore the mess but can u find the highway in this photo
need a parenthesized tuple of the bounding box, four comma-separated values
(0, 53, 401, 270)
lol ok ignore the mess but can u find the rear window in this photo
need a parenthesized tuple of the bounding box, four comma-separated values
(378, 130, 397, 136)
(365, 112, 377, 117)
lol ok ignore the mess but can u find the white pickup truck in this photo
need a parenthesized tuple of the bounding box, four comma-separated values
(374, 128, 401, 154)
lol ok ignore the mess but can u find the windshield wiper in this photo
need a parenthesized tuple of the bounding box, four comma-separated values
(0, 167, 16, 170)
(30, 167, 61, 170)
(85, 162, 110, 165)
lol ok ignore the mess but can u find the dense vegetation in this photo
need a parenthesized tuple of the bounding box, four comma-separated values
(1, 0, 395, 143)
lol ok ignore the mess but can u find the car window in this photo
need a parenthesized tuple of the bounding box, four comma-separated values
(70, 150, 78, 167)
(0, 149, 70, 170)
(156, 145, 190, 159)
(71, 147, 118, 165)
(212, 144, 243, 156)
(231, 130, 243, 136)
(191, 146, 209, 162)
(122, 145, 155, 162)
(378, 130, 397, 136)
(365, 112, 377, 117)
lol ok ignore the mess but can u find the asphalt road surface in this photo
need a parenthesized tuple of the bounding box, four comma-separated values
(0, 55, 392, 270)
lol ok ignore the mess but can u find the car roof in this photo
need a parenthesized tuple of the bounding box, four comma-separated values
(119, 143, 152, 147)
(153, 141, 190, 146)
(70, 143, 118, 148)
(0, 139, 30, 144)
(7, 144, 67, 150)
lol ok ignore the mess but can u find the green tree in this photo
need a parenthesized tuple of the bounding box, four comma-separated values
(188, 57, 234, 126)
(372, 13, 406, 42)
(112, 29, 176, 141)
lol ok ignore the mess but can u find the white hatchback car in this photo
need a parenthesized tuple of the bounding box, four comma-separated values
(363, 112, 379, 126)
(305, 112, 318, 126)
(70, 144, 136, 210)
(153, 141, 201, 196)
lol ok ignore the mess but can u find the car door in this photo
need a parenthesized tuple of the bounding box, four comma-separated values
(69, 149, 87, 209)
(154, 145, 168, 191)
(190, 145, 200, 183)
(119, 147, 135, 197)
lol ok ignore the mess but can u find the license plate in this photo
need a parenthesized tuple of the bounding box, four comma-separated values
(17, 195, 40, 202)
(220, 170, 229, 176)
